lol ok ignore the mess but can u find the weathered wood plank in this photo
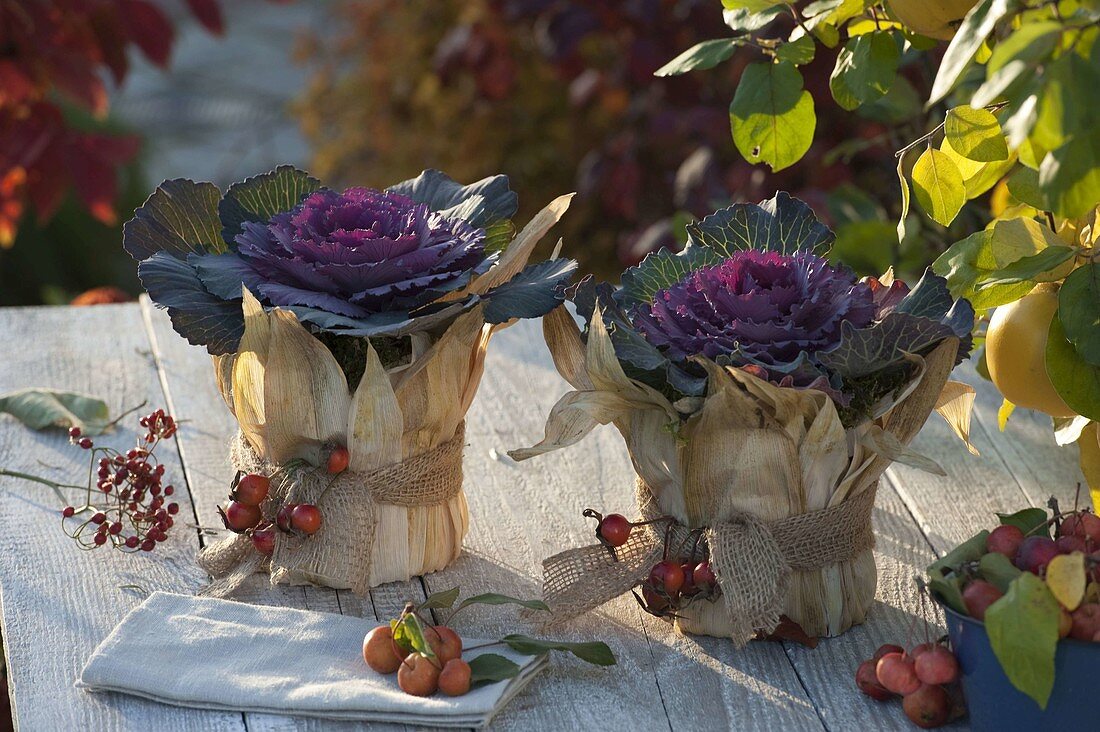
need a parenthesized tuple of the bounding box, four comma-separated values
(428, 317, 824, 731)
(0, 303, 243, 732)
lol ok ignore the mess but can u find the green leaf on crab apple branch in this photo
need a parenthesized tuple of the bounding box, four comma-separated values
(0, 389, 111, 435)
(996, 507, 1050, 537)
(929, 530, 989, 576)
(418, 586, 460, 611)
(979, 552, 1022, 593)
(944, 105, 1008, 163)
(1046, 315, 1100, 422)
(985, 572, 1060, 709)
(654, 39, 742, 77)
(1058, 263, 1100, 367)
(454, 594, 551, 613)
(829, 32, 899, 110)
(390, 614, 436, 660)
(501, 635, 616, 666)
(467, 653, 521, 687)
(729, 61, 816, 173)
(911, 148, 965, 227)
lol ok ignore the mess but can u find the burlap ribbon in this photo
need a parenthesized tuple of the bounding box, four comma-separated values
(540, 477, 877, 645)
(198, 423, 466, 597)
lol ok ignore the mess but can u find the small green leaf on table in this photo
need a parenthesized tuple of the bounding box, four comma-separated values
(467, 653, 521, 687)
(985, 572, 1060, 709)
(729, 61, 816, 172)
(502, 634, 617, 666)
(454, 593, 550, 613)
(912, 148, 966, 226)
(654, 39, 741, 77)
(0, 389, 111, 435)
(1046, 315, 1100, 421)
(1058, 263, 1100, 366)
(418, 586, 460, 610)
(944, 106, 1008, 162)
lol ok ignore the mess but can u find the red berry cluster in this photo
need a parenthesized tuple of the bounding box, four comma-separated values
(583, 508, 719, 618)
(962, 510, 1100, 640)
(60, 410, 180, 553)
(856, 642, 962, 728)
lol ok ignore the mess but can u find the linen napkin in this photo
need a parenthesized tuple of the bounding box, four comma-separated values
(78, 591, 548, 728)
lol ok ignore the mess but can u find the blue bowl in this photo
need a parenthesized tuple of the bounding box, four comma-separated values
(943, 603, 1099, 731)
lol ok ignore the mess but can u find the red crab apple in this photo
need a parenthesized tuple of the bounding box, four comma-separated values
(1069, 603, 1100, 641)
(962, 579, 1003, 621)
(910, 642, 936, 660)
(398, 653, 440, 696)
(290, 504, 323, 535)
(914, 646, 958, 685)
(250, 523, 276, 556)
(221, 501, 261, 532)
(692, 560, 716, 589)
(233, 473, 269, 506)
(1056, 535, 1088, 554)
(1060, 512, 1100, 543)
(872, 643, 904, 661)
(327, 445, 350, 474)
(1014, 536, 1059, 574)
(649, 560, 685, 596)
(856, 659, 893, 700)
(424, 625, 462, 665)
(597, 514, 632, 547)
(903, 683, 951, 728)
(363, 625, 405, 674)
(438, 658, 472, 696)
(986, 524, 1024, 558)
(876, 653, 921, 695)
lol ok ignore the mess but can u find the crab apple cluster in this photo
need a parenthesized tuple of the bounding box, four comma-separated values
(363, 615, 471, 698)
(856, 641, 962, 728)
(963, 510, 1100, 640)
(216, 468, 326, 556)
(60, 410, 180, 553)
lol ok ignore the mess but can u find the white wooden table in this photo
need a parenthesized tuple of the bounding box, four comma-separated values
(0, 301, 1086, 731)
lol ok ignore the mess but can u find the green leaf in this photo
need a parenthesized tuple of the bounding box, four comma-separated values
(945, 106, 1008, 162)
(939, 138, 1015, 199)
(467, 653, 521, 687)
(454, 593, 551, 613)
(931, 230, 1033, 309)
(218, 166, 321, 246)
(997, 507, 1050, 537)
(389, 169, 518, 228)
(483, 219, 515, 256)
(390, 614, 435, 659)
(989, 217, 1063, 267)
(418, 587, 460, 611)
(829, 32, 899, 110)
(1058, 264, 1100, 366)
(1006, 166, 1049, 209)
(931, 530, 990, 575)
(1032, 53, 1099, 152)
(1046, 314, 1100, 421)
(618, 247, 724, 310)
(0, 389, 111, 435)
(654, 39, 741, 77)
(684, 191, 835, 258)
(979, 246, 1077, 288)
(775, 35, 816, 65)
(929, 0, 1014, 105)
(929, 574, 967, 614)
(123, 179, 225, 261)
(502, 634, 616, 666)
(721, 0, 782, 10)
(729, 61, 816, 172)
(985, 572, 1060, 709)
(985, 20, 1062, 78)
(723, 6, 784, 32)
(896, 156, 910, 242)
(980, 552, 1022, 593)
(1040, 136, 1100, 219)
(911, 148, 966, 226)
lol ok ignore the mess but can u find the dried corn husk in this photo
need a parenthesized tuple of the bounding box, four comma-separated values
(512, 305, 972, 639)
(207, 196, 572, 591)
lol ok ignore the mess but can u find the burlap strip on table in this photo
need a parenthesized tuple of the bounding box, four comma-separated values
(540, 477, 876, 645)
(198, 423, 465, 598)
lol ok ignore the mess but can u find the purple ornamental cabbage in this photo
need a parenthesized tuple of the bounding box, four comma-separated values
(633, 250, 881, 391)
(232, 187, 490, 317)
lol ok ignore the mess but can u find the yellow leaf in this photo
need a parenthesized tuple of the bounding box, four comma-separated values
(1078, 422, 1100, 511)
(998, 398, 1015, 431)
(1046, 552, 1087, 611)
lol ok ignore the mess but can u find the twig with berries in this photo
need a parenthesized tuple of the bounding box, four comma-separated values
(0, 409, 182, 553)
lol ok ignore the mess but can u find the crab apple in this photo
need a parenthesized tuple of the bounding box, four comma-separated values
(250, 523, 276, 556)
(1059, 608, 1073, 638)
(276, 503, 296, 532)
(1056, 535, 1088, 554)
(597, 514, 632, 547)
(914, 646, 959, 685)
(649, 560, 685, 596)
(986, 524, 1025, 558)
(962, 580, 1003, 621)
(290, 504, 323, 535)
(679, 563, 698, 595)
(692, 560, 716, 589)
(872, 643, 905, 662)
(1069, 603, 1100, 641)
(876, 653, 921, 695)
(910, 642, 937, 660)
(1060, 512, 1100, 543)
(903, 683, 951, 729)
(1014, 536, 1059, 574)
(856, 659, 893, 701)
(363, 625, 406, 674)
(438, 658, 472, 697)
(641, 585, 670, 614)
(398, 653, 440, 696)
(327, 445, 350, 474)
(424, 625, 462, 665)
(233, 473, 270, 506)
(222, 501, 262, 532)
